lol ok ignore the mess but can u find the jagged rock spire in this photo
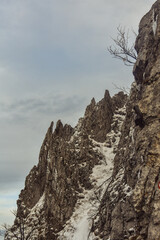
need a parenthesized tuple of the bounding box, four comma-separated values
(5, 90, 127, 240)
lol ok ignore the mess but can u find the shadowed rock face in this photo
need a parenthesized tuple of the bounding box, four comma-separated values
(82, 90, 127, 142)
(5, 90, 127, 239)
(92, 1, 160, 240)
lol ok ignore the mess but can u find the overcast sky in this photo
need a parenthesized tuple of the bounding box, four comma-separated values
(0, 0, 155, 228)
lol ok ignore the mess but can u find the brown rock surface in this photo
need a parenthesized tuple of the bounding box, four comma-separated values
(92, 1, 160, 239)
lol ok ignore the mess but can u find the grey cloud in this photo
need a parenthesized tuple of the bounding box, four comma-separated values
(0, 0, 153, 80)
(0, 162, 25, 189)
(0, 94, 86, 123)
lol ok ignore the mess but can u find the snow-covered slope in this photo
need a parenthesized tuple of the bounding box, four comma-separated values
(58, 107, 126, 240)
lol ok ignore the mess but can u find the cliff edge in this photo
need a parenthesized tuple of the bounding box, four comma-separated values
(92, 1, 160, 239)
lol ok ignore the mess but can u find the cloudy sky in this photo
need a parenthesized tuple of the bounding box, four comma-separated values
(0, 0, 154, 228)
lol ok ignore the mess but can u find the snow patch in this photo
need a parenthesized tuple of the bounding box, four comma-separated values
(58, 106, 126, 240)
(152, 9, 158, 36)
(69, 118, 83, 143)
(58, 140, 115, 240)
(123, 184, 132, 197)
(129, 126, 135, 144)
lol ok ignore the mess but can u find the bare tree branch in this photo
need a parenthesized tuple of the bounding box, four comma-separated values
(2, 209, 40, 240)
(108, 26, 137, 66)
(2, 223, 19, 240)
(112, 83, 130, 95)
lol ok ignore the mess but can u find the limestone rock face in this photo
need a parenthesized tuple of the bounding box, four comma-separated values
(92, 1, 160, 240)
(82, 90, 113, 142)
(5, 91, 127, 240)
(82, 90, 127, 142)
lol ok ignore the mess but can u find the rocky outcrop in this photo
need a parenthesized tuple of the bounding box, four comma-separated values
(82, 90, 127, 142)
(5, 91, 127, 240)
(91, 1, 160, 239)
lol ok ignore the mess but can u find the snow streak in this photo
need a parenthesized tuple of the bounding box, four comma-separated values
(58, 106, 126, 240)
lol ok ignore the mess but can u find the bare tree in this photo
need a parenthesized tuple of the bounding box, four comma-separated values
(108, 26, 137, 66)
(112, 83, 130, 95)
(2, 210, 40, 240)
(2, 223, 19, 240)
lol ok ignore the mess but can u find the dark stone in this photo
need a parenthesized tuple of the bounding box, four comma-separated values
(133, 105, 145, 128)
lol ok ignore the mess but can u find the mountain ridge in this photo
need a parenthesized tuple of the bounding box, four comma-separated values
(5, 0, 160, 239)
(5, 90, 127, 240)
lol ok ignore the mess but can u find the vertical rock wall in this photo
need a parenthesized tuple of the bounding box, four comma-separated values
(92, 1, 160, 239)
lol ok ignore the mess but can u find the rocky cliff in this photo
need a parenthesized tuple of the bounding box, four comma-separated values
(91, 1, 160, 239)
(5, 91, 127, 240)
(5, 1, 160, 240)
